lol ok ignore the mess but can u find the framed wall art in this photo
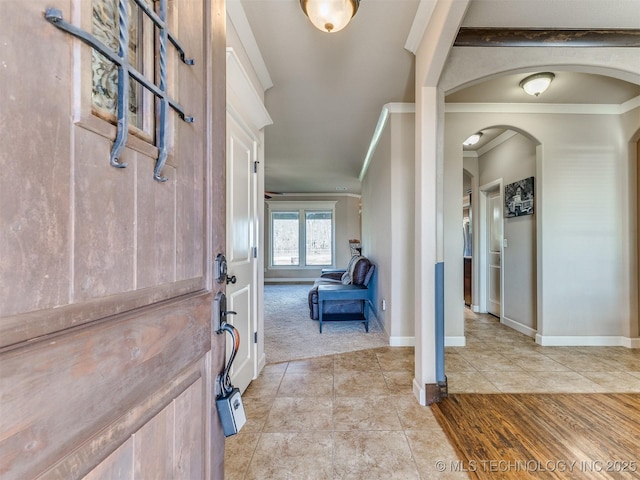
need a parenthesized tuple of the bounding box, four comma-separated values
(504, 176, 534, 217)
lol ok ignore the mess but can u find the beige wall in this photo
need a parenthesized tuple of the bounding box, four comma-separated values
(444, 107, 640, 345)
(437, 40, 640, 347)
(362, 121, 393, 333)
(362, 101, 639, 347)
(362, 106, 415, 342)
(479, 133, 537, 332)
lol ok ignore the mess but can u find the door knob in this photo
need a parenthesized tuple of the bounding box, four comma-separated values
(226, 275, 237, 285)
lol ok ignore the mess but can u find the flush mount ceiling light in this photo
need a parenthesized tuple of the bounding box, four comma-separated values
(463, 132, 483, 146)
(300, 0, 360, 33)
(519, 72, 555, 96)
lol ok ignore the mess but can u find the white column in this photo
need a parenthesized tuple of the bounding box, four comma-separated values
(411, 0, 471, 405)
(413, 85, 442, 404)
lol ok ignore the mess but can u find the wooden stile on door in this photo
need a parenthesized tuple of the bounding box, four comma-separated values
(0, 1, 227, 478)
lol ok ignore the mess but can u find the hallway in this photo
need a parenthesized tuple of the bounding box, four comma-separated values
(225, 312, 640, 479)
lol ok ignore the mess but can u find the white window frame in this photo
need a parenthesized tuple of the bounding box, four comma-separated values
(267, 201, 337, 269)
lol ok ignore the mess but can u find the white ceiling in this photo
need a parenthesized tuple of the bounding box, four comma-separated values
(237, 0, 640, 195)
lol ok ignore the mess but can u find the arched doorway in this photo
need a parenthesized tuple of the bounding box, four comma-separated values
(413, 22, 640, 403)
(439, 69, 640, 396)
(460, 127, 539, 338)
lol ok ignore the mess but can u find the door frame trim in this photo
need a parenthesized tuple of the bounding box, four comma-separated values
(225, 113, 259, 392)
(478, 179, 503, 317)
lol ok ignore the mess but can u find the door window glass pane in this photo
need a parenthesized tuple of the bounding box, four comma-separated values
(272, 212, 300, 266)
(92, 0, 144, 129)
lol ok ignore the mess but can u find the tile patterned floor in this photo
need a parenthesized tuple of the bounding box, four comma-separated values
(448, 310, 640, 394)
(225, 311, 640, 479)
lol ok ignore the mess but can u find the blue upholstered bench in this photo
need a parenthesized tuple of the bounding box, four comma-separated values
(307, 256, 375, 333)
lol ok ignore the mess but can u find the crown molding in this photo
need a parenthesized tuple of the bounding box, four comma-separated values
(621, 95, 640, 114)
(477, 130, 518, 157)
(226, 48, 273, 131)
(360, 103, 416, 182)
(226, 0, 273, 91)
(266, 193, 360, 199)
(445, 98, 640, 115)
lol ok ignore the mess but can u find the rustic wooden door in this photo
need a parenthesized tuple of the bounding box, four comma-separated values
(0, 1, 227, 478)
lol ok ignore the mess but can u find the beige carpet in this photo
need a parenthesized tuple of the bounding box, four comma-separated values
(264, 283, 389, 364)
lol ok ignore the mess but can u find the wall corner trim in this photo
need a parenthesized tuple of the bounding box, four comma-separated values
(413, 378, 427, 406)
(359, 103, 416, 182)
(424, 379, 448, 405)
(502, 316, 537, 338)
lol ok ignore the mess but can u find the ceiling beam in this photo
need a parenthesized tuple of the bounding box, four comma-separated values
(454, 29, 640, 47)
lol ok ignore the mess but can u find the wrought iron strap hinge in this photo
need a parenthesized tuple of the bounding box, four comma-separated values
(44, 1, 195, 182)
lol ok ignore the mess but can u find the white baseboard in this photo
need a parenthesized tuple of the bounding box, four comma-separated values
(413, 378, 426, 406)
(502, 316, 537, 338)
(445, 336, 466, 347)
(257, 353, 266, 375)
(389, 336, 466, 347)
(535, 334, 639, 348)
(471, 304, 481, 313)
(265, 278, 315, 283)
(389, 336, 415, 347)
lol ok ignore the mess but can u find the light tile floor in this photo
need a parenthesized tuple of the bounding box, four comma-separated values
(225, 310, 640, 479)
(449, 310, 640, 394)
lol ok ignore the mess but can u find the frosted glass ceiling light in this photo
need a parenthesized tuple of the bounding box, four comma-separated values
(519, 72, 555, 96)
(300, 0, 360, 33)
(463, 132, 483, 146)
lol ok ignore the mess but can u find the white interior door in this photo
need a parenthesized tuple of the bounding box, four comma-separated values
(226, 114, 258, 393)
(487, 190, 503, 317)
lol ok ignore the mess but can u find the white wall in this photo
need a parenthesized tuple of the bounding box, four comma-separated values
(362, 106, 415, 343)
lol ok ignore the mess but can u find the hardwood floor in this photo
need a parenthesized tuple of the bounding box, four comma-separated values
(431, 393, 640, 479)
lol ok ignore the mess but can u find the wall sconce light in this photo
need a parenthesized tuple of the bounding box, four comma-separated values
(300, 0, 360, 33)
(463, 132, 483, 146)
(519, 72, 555, 96)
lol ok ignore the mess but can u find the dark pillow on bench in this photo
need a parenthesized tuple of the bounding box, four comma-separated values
(351, 257, 371, 285)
